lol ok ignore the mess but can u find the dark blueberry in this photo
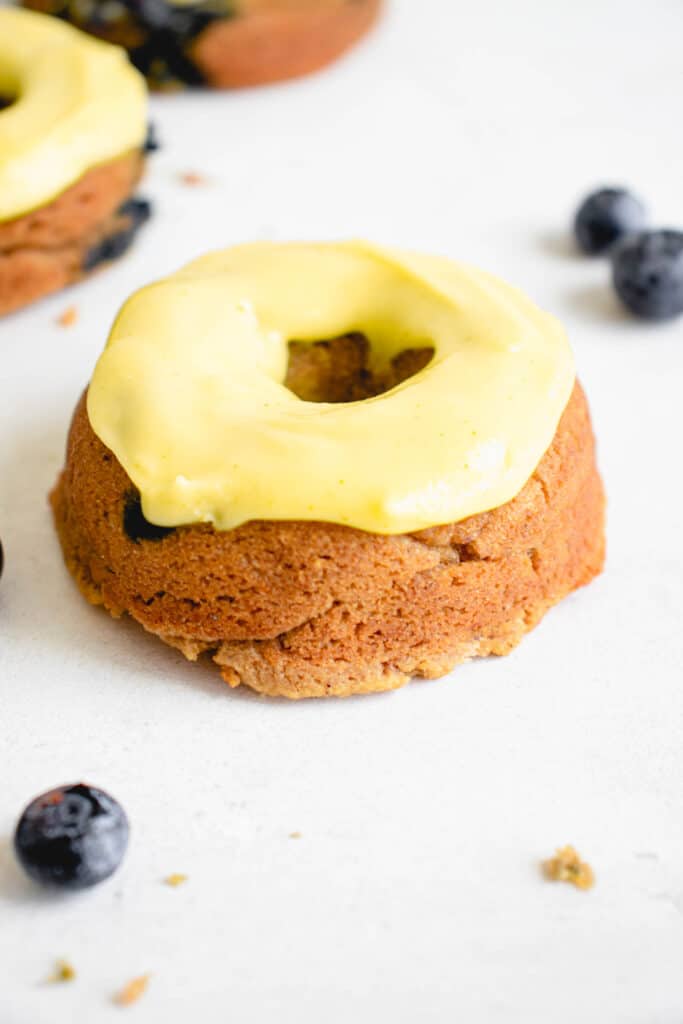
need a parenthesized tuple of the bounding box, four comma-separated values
(130, 37, 210, 87)
(611, 229, 683, 321)
(123, 492, 176, 543)
(83, 197, 152, 272)
(14, 784, 129, 891)
(143, 122, 161, 154)
(83, 232, 133, 271)
(573, 188, 647, 255)
(118, 197, 153, 229)
(118, 0, 233, 86)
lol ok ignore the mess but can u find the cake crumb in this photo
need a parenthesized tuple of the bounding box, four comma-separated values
(114, 974, 150, 1007)
(543, 845, 594, 890)
(180, 171, 206, 187)
(289, 831, 302, 839)
(164, 873, 188, 887)
(48, 959, 76, 983)
(57, 305, 78, 327)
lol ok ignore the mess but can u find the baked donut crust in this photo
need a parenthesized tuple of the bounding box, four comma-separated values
(0, 152, 149, 317)
(50, 368, 605, 699)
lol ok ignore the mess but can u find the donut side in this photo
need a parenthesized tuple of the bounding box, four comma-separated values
(50, 380, 605, 699)
(22, 0, 382, 90)
(192, 0, 383, 88)
(0, 151, 150, 317)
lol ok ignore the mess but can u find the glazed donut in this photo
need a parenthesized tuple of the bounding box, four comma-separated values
(51, 241, 605, 698)
(22, 0, 383, 91)
(0, 9, 151, 317)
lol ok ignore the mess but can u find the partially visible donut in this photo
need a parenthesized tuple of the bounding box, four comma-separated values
(0, 9, 151, 316)
(0, 157, 152, 318)
(21, 0, 383, 90)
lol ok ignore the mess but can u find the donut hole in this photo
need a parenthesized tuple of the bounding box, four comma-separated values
(0, 94, 16, 112)
(284, 333, 434, 404)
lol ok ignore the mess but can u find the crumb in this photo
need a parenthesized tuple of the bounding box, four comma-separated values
(289, 831, 302, 839)
(164, 873, 188, 887)
(180, 171, 206, 186)
(48, 959, 76, 983)
(543, 845, 594, 890)
(114, 974, 150, 1007)
(57, 305, 78, 327)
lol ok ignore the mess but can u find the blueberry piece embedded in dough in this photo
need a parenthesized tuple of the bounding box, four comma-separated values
(14, 783, 129, 891)
(573, 187, 646, 255)
(611, 229, 683, 321)
(129, 33, 211, 86)
(123, 492, 176, 543)
(118, 197, 153, 227)
(82, 197, 152, 272)
(143, 122, 161, 153)
(125, 0, 230, 86)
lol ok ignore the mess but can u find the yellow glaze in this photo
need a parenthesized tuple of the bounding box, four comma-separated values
(0, 8, 147, 223)
(88, 240, 575, 535)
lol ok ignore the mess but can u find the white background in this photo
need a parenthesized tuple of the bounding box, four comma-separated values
(2, 1, 683, 1020)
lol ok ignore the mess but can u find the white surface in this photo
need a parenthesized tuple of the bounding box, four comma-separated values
(1, 1, 683, 1021)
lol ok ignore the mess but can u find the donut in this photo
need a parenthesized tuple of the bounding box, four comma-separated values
(21, 0, 383, 91)
(51, 241, 605, 698)
(0, 9, 151, 317)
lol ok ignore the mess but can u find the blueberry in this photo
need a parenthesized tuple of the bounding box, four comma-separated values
(118, 197, 153, 229)
(123, 492, 175, 543)
(611, 229, 683, 321)
(83, 197, 152, 272)
(143, 122, 161, 154)
(83, 232, 131, 272)
(574, 187, 646, 255)
(121, 0, 227, 87)
(14, 784, 129, 891)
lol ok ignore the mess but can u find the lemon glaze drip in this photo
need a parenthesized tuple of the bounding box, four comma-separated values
(87, 240, 576, 535)
(0, 9, 147, 223)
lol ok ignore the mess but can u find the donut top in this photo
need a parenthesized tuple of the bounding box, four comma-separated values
(0, 9, 147, 223)
(87, 241, 575, 535)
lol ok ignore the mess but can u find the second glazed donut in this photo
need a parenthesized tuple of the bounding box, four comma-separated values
(22, 0, 383, 90)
